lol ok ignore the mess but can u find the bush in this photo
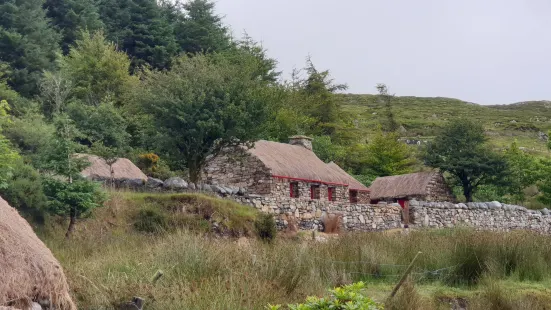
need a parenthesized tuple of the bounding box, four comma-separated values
(133, 206, 169, 234)
(268, 282, 383, 310)
(0, 160, 48, 223)
(254, 213, 277, 243)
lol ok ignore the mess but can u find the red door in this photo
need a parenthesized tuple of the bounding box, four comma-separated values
(398, 199, 407, 209)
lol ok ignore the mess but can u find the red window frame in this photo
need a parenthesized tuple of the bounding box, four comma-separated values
(290, 182, 299, 198)
(310, 185, 320, 200)
(328, 187, 335, 202)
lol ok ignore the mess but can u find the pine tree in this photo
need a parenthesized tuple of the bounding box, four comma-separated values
(0, 0, 61, 97)
(98, 0, 178, 69)
(177, 0, 231, 54)
(44, 0, 104, 54)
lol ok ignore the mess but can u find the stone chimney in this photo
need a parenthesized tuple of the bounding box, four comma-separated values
(289, 135, 313, 151)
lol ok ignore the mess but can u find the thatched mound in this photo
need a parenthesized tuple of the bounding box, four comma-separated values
(0, 196, 76, 310)
(80, 154, 147, 181)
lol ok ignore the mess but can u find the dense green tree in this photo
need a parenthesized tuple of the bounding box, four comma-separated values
(44, 0, 104, 53)
(0, 0, 61, 97)
(364, 130, 415, 177)
(0, 100, 20, 189)
(39, 114, 104, 237)
(60, 31, 137, 106)
(141, 53, 278, 182)
(424, 119, 509, 202)
(502, 141, 541, 203)
(176, 0, 231, 54)
(98, 0, 178, 69)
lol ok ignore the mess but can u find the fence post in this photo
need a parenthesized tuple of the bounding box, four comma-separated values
(389, 251, 422, 298)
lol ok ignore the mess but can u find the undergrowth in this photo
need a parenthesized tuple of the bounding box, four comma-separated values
(38, 191, 551, 309)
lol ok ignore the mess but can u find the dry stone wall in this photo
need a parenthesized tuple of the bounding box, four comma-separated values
(233, 195, 402, 231)
(425, 174, 455, 202)
(410, 200, 551, 234)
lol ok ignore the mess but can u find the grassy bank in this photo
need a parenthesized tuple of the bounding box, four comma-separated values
(39, 192, 551, 309)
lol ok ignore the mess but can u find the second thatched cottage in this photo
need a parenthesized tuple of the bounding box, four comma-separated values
(203, 136, 370, 204)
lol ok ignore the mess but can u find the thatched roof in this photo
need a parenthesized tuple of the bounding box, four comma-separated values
(326, 162, 369, 191)
(247, 140, 369, 190)
(0, 196, 76, 309)
(80, 154, 147, 180)
(369, 172, 438, 200)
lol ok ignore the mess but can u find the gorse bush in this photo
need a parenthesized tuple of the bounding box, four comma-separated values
(268, 282, 383, 310)
(255, 213, 277, 242)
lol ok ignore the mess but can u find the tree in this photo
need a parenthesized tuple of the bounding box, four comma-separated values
(0, 0, 61, 97)
(0, 100, 20, 189)
(60, 31, 137, 106)
(141, 53, 277, 182)
(98, 0, 178, 69)
(424, 119, 508, 202)
(44, 0, 104, 53)
(39, 114, 103, 237)
(39, 70, 73, 116)
(176, 0, 231, 54)
(376, 83, 399, 132)
(365, 130, 415, 177)
(502, 141, 540, 203)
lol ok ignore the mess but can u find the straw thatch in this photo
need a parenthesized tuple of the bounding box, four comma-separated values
(326, 162, 369, 191)
(369, 171, 439, 200)
(247, 140, 369, 190)
(0, 196, 76, 310)
(80, 154, 147, 180)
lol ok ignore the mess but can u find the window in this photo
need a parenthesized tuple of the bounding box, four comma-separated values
(349, 190, 358, 203)
(290, 182, 299, 198)
(310, 184, 321, 200)
(328, 187, 336, 202)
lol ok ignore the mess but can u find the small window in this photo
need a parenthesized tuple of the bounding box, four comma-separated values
(349, 190, 358, 203)
(310, 185, 321, 200)
(328, 187, 336, 202)
(290, 182, 299, 198)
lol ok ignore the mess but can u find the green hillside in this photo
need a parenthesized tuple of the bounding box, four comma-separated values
(340, 94, 551, 155)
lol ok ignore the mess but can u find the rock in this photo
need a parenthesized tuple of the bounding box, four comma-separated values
(164, 177, 188, 189)
(458, 203, 467, 209)
(122, 178, 146, 188)
(32, 303, 42, 310)
(231, 187, 240, 195)
(539, 131, 549, 142)
(488, 201, 502, 209)
(542, 208, 550, 215)
(188, 183, 196, 190)
(409, 199, 419, 207)
(216, 186, 226, 194)
(201, 184, 212, 192)
(238, 187, 247, 195)
(146, 177, 163, 188)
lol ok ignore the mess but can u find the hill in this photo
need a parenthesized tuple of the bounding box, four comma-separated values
(340, 94, 551, 155)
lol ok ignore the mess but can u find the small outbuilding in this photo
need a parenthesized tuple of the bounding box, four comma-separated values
(369, 171, 453, 205)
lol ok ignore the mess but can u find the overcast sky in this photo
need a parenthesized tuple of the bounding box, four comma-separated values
(215, 0, 551, 105)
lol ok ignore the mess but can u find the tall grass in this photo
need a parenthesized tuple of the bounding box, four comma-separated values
(39, 192, 551, 309)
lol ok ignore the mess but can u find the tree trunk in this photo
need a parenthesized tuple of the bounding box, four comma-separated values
(464, 187, 473, 203)
(65, 214, 76, 239)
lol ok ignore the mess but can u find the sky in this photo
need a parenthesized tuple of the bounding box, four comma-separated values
(215, 0, 551, 105)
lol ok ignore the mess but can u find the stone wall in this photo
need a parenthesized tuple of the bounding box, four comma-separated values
(410, 200, 551, 234)
(425, 174, 455, 202)
(271, 177, 349, 202)
(203, 148, 272, 195)
(233, 195, 403, 232)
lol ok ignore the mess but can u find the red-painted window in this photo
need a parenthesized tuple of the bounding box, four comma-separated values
(328, 187, 336, 201)
(349, 190, 358, 203)
(310, 185, 320, 200)
(290, 182, 299, 198)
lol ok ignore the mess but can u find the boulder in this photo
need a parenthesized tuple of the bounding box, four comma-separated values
(122, 178, 146, 188)
(164, 177, 188, 189)
(201, 184, 212, 192)
(146, 177, 164, 188)
(488, 201, 502, 209)
(542, 208, 550, 216)
(238, 187, 247, 196)
(188, 183, 196, 190)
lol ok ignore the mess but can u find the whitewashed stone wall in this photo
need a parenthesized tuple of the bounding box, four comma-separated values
(410, 200, 551, 234)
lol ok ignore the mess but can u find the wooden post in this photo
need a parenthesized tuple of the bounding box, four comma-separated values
(389, 251, 422, 298)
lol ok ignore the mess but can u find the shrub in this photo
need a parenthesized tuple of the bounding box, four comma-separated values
(268, 282, 383, 310)
(133, 206, 169, 234)
(254, 213, 276, 243)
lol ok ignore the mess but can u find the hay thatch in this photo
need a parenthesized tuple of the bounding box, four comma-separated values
(80, 154, 147, 181)
(369, 171, 438, 200)
(246, 140, 369, 190)
(326, 162, 369, 191)
(0, 196, 76, 310)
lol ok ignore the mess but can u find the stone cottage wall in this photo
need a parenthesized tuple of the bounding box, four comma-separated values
(271, 177, 349, 202)
(425, 174, 455, 202)
(203, 148, 272, 195)
(410, 201, 551, 234)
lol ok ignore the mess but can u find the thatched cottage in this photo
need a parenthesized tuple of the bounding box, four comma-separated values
(80, 154, 147, 181)
(369, 171, 453, 206)
(204, 136, 370, 203)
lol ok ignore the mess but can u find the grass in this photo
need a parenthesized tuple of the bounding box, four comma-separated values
(340, 94, 551, 156)
(37, 192, 551, 309)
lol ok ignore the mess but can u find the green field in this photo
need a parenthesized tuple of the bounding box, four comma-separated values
(340, 94, 551, 156)
(39, 192, 551, 309)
